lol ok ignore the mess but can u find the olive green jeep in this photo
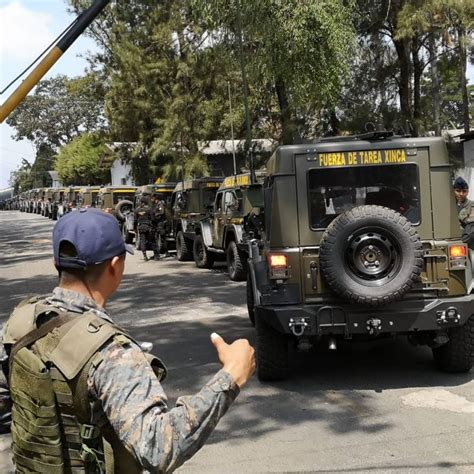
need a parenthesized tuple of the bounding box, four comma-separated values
(247, 133, 474, 381)
(193, 172, 265, 280)
(77, 186, 102, 209)
(96, 186, 137, 223)
(170, 178, 223, 261)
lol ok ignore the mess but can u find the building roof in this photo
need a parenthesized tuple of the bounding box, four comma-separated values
(199, 139, 276, 155)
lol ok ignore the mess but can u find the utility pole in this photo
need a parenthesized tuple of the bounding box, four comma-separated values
(235, 0, 255, 183)
(228, 82, 237, 175)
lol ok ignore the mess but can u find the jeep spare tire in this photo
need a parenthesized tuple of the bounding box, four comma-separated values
(115, 200, 134, 221)
(319, 205, 423, 306)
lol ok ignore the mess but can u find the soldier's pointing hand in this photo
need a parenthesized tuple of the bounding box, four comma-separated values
(211, 332, 256, 388)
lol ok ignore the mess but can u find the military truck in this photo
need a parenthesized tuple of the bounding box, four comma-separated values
(170, 178, 223, 261)
(118, 183, 176, 246)
(77, 186, 102, 209)
(247, 133, 474, 381)
(96, 186, 137, 223)
(193, 172, 265, 280)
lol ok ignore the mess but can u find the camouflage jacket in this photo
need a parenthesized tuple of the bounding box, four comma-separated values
(28, 288, 240, 472)
(457, 199, 474, 226)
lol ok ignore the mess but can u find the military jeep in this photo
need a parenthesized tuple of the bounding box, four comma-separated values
(247, 134, 474, 381)
(193, 172, 265, 280)
(96, 186, 137, 222)
(77, 186, 102, 209)
(170, 178, 223, 261)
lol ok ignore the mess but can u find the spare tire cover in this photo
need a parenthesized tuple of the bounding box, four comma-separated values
(319, 205, 423, 306)
(115, 200, 134, 221)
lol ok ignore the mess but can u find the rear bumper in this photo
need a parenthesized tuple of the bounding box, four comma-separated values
(256, 295, 473, 336)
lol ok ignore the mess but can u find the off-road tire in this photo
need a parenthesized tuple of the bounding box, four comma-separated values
(193, 235, 214, 269)
(226, 240, 247, 281)
(432, 315, 474, 373)
(247, 271, 255, 326)
(256, 316, 289, 381)
(115, 200, 134, 222)
(176, 231, 192, 261)
(320, 205, 423, 306)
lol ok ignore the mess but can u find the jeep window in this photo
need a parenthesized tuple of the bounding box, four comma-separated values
(224, 191, 236, 213)
(202, 188, 218, 209)
(214, 191, 224, 213)
(308, 164, 420, 229)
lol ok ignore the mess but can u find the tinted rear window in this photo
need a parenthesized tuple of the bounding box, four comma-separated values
(308, 164, 420, 229)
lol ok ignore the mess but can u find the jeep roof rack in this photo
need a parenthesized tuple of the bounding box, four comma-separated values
(320, 130, 395, 143)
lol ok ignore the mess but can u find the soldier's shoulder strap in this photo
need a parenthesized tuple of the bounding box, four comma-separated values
(2, 294, 52, 345)
(49, 313, 129, 380)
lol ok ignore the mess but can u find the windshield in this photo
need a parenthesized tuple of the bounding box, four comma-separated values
(308, 164, 421, 229)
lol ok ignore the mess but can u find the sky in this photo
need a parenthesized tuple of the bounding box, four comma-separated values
(0, 0, 98, 188)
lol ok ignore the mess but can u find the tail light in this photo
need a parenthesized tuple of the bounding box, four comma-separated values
(448, 244, 467, 269)
(268, 253, 289, 279)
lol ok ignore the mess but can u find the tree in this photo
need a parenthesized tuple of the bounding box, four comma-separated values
(195, 0, 356, 143)
(6, 73, 107, 149)
(397, 0, 474, 132)
(9, 159, 34, 194)
(55, 133, 109, 185)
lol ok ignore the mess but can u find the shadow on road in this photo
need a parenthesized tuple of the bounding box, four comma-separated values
(128, 313, 472, 445)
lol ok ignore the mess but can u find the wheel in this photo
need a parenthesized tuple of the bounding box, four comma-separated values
(256, 316, 289, 381)
(121, 223, 134, 244)
(319, 205, 423, 306)
(433, 315, 474, 373)
(226, 240, 247, 281)
(115, 200, 134, 221)
(176, 231, 192, 261)
(247, 271, 255, 326)
(193, 235, 214, 269)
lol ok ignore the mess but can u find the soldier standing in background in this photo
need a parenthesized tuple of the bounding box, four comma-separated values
(453, 177, 474, 250)
(151, 194, 169, 259)
(1, 208, 255, 472)
(134, 196, 158, 261)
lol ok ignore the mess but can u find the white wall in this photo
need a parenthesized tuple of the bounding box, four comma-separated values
(110, 159, 134, 186)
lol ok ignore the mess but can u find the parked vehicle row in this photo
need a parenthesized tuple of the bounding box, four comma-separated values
(5, 133, 473, 382)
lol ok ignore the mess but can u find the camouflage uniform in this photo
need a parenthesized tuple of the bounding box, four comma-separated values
(33, 287, 240, 472)
(458, 198, 474, 226)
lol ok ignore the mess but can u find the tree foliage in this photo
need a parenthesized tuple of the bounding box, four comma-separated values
(6, 73, 107, 149)
(55, 133, 109, 185)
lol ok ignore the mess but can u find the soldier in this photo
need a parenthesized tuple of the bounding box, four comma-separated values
(453, 177, 474, 249)
(152, 194, 169, 259)
(1, 208, 255, 472)
(134, 196, 158, 261)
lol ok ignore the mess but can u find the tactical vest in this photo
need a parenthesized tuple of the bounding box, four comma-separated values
(136, 206, 153, 231)
(3, 296, 165, 474)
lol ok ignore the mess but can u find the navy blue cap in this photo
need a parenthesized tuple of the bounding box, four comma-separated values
(53, 208, 134, 269)
(454, 176, 469, 190)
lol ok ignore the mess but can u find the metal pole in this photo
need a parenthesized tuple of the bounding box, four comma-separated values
(228, 82, 237, 175)
(235, 0, 255, 183)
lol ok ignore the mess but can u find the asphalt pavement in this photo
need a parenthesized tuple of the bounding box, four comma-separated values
(0, 211, 473, 473)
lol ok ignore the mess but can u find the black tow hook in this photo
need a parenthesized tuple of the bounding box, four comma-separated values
(289, 317, 309, 336)
(366, 318, 382, 336)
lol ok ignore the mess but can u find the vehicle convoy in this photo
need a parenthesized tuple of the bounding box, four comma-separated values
(118, 183, 176, 247)
(247, 133, 474, 381)
(193, 172, 265, 280)
(170, 178, 223, 261)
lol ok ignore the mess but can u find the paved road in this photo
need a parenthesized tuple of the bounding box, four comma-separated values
(0, 211, 473, 473)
